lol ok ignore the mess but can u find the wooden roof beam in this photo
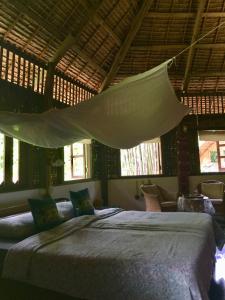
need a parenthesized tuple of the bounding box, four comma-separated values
(50, 34, 76, 64)
(70, 45, 106, 76)
(7, 0, 104, 71)
(49, 1, 104, 64)
(183, 0, 207, 92)
(99, 0, 153, 92)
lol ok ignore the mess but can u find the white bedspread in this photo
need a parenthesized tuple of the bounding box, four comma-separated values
(2, 209, 217, 300)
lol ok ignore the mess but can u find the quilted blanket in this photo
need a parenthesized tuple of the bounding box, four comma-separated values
(2, 209, 217, 300)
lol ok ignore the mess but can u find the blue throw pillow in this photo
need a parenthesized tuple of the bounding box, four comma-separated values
(70, 188, 94, 216)
(28, 198, 62, 231)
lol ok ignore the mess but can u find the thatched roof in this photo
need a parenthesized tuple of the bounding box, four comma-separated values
(1, 0, 225, 93)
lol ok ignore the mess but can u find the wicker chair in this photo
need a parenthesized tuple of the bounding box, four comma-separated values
(140, 184, 178, 212)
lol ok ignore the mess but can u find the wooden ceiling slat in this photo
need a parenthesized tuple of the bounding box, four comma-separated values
(78, 0, 121, 46)
(99, 0, 153, 92)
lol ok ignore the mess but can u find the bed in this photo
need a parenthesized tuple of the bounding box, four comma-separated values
(0, 207, 223, 300)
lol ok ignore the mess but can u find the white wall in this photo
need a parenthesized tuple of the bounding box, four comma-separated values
(108, 177, 178, 210)
(0, 180, 101, 210)
(1, 174, 225, 212)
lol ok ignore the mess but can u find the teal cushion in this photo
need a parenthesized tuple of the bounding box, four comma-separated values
(28, 198, 62, 231)
(70, 188, 94, 216)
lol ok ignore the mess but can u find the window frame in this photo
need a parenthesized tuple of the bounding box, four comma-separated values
(0, 134, 20, 186)
(198, 130, 225, 174)
(64, 141, 92, 181)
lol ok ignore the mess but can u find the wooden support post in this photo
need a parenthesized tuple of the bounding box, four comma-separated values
(176, 125, 190, 195)
(43, 62, 56, 110)
(43, 62, 56, 197)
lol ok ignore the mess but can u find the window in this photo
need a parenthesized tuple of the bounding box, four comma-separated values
(0, 133, 5, 184)
(120, 139, 162, 176)
(198, 130, 225, 172)
(64, 140, 91, 181)
(12, 138, 19, 183)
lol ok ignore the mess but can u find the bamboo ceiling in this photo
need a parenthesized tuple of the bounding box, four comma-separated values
(1, 0, 225, 93)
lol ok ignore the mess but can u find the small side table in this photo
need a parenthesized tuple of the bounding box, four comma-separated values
(178, 194, 215, 215)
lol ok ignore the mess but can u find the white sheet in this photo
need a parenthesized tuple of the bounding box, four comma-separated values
(3, 209, 215, 300)
(0, 60, 190, 148)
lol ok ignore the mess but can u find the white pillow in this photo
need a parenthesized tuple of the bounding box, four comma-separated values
(0, 201, 74, 240)
(57, 201, 74, 220)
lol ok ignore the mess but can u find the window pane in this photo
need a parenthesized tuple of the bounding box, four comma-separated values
(120, 141, 162, 176)
(72, 157, 85, 178)
(219, 146, 225, 156)
(72, 143, 83, 155)
(12, 138, 19, 183)
(0, 133, 5, 184)
(221, 158, 225, 169)
(64, 141, 91, 181)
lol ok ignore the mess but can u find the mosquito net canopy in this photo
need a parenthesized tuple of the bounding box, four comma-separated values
(0, 59, 190, 149)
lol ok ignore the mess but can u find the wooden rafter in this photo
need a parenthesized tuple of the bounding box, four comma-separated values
(45, 2, 104, 104)
(65, 45, 106, 76)
(50, 1, 104, 64)
(5, 0, 65, 40)
(50, 34, 77, 64)
(183, 0, 207, 92)
(78, 0, 121, 46)
(99, 0, 153, 92)
(6, 0, 104, 71)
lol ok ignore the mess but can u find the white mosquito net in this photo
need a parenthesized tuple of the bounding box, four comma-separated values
(0, 59, 190, 149)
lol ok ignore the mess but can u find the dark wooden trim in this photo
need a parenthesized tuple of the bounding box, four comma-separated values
(4, 136, 13, 185)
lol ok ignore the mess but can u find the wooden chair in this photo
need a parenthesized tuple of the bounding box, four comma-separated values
(140, 184, 178, 212)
